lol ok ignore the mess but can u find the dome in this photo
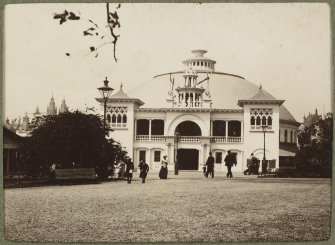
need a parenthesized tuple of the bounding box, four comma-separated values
(128, 51, 298, 125)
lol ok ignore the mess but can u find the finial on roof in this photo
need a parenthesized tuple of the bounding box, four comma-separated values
(120, 82, 123, 90)
(259, 83, 262, 90)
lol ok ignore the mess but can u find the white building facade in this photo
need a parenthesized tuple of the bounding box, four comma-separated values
(98, 50, 299, 172)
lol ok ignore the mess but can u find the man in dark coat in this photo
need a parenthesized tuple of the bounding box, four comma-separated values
(205, 152, 215, 178)
(138, 160, 149, 183)
(224, 150, 236, 178)
(125, 159, 134, 184)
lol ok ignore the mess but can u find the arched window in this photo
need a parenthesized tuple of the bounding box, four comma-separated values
(117, 114, 122, 123)
(250, 116, 255, 125)
(284, 130, 288, 142)
(290, 131, 293, 143)
(267, 116, 272, 126)
(107, 114, 111, 123)
(256, 116, 261, 125)
(112, 114, 116, 123)
(122, 115, 127, 123)
(262, 116, 266, 125)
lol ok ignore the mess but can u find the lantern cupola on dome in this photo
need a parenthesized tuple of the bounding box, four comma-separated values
(182, 49, 216, 72)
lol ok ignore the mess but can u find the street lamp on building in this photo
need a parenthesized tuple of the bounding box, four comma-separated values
(98, 77, 114, 133)
(261, 125, 268, 173)
(174, 131, 180, 175)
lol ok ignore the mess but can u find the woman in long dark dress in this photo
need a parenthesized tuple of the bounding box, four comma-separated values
(159, 155, 168, 179)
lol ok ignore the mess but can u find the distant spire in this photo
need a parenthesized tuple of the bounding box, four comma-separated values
(34, 106, 40, 115)
(59, 96, 68, 114)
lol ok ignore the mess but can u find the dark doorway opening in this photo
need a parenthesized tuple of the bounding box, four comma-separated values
(178, 149, 199, 170)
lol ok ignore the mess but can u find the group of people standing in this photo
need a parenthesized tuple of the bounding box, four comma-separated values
(124, 155, 169, 184)
(204, 150, 237, 178)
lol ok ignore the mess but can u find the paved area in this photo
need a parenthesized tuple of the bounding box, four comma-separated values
(4, 171, 331, 243)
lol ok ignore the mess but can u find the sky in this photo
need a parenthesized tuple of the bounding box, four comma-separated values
(4, 3, 332, 122)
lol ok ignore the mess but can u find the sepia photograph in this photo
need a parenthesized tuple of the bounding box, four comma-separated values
(3, 2, 333, 243)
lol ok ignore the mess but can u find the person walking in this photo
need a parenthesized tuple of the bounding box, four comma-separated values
(224, 150, 236, 178)
(159, 155, 168, 179)
(205, 152, 215, 178)
(125, 159, 134, 184)
(138, 160, 149, 183)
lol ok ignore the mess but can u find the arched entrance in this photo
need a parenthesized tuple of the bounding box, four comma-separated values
(175, 120, 201, 136)
(175, 121, 201, 170)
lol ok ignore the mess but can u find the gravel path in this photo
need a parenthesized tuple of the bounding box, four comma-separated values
(5, 172, 331, 242)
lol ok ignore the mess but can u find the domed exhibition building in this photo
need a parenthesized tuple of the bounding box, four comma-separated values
(97, 50, 300, 173)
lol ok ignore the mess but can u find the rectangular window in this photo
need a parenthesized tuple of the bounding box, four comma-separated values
(215, 152, 222, 164)
(154, 151, 161, 162)
(139, 150, 146, 162)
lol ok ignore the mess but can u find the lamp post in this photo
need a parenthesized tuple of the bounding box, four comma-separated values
(98, 77, 113, 180)
(261, 125, 268, 173)
(98, 77, 114, 133)
(174, 131, 180, 175)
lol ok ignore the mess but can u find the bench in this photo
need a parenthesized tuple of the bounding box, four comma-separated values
(54, 168, 98, 182)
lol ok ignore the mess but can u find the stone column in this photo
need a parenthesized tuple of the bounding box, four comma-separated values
(241, 120, 244, 140)
(225, 120, 229, 140)
(148, 149, 152, 169)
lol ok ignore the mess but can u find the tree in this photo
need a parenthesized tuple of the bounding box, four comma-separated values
(21, 111, 129, 179)
(295, 113, 332, 177)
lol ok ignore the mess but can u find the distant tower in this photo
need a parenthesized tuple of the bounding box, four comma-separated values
(22, 112, 30, 131)
(59, 97, 69, 114)
(47, 94, 57, 115)
(33, 106, 41, 116)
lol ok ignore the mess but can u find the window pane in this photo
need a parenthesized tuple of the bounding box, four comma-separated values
(154, 151, 161, 162)
(137, 120, 149, 135)
(139, 150, 146, 162)
(215, 152, 222, 163)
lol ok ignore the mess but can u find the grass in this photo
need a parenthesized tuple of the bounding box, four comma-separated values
(4, 172, 331, 243)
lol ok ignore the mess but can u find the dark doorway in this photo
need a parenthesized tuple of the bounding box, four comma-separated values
(178, 149, 199, 170)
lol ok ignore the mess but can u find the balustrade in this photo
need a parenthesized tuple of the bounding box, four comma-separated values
(134, 135, 243, 143)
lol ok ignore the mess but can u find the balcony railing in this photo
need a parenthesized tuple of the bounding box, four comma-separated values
(250, 125, 272, 130)
(135, 135, 243, 143)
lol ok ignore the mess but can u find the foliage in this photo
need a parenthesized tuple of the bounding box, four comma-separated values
(53, 3, 121, 61)
(20, 111, 129, 179)
(295, 113, 332, 177)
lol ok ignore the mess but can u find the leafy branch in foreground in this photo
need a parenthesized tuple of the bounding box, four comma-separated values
(53, 3, 121, 62)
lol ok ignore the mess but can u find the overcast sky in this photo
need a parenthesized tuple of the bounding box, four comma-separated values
(4, 3, 331, 122)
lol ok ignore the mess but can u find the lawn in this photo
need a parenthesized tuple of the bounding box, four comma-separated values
(4, 172, 332, 243)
